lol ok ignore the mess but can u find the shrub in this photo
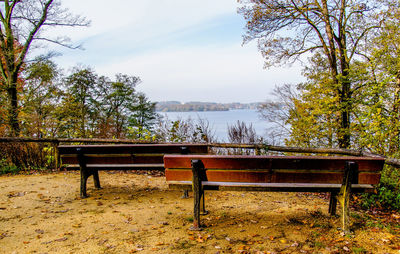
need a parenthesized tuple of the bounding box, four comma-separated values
(154, 117, 216, 143)
(0, 158, 21, 175)
(361, 166, 400, 211)
(0, 142, 56, 172)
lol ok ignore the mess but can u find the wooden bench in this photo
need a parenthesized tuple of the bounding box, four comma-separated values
(59, 144, 209, 198)
(164, 155, 385, 232)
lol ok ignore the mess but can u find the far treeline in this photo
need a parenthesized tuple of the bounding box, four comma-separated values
(155, 101, 260, 112)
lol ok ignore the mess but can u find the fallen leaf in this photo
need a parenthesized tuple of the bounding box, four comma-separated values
(279, 239, 288, 244)
(238, 245, 250, 250)
(196, 236, 204, 243)
(98, 239, 108, 245)
(54, 237, 68, 242)
(35, 229, 44, 234)
(8, 192, 25, 198)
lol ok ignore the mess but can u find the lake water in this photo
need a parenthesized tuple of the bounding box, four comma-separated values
(160, 109, 271, 142)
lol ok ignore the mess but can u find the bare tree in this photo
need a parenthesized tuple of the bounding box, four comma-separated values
(228, 120, 258, 144)
(0, 0, 89, 136)
(258, 84, 298, 145)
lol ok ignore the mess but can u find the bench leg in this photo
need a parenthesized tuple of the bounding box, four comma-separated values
(329, 192, 338, 215)
(200, 190, 208, 215)
(181, 190, 189, 199)
(338, 185, 351, 234)
(80, 169, 90, 198)
(190, 160, 204, 231)
(93, 169, 101, 189)
(337, 161, 357, 234)
(192, 180, 202, 230)
(77, 148, 91, 198)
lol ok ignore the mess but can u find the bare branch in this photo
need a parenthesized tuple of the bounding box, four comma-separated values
(34, 36, 83, 49)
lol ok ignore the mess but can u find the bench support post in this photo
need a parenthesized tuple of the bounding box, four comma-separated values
(77, 148, 89, 198)
(182, 190, 189, 198)
(329, 192, 338, 215)
(77, 148, 101, 198)
(190, 159, 204, 230)
(337, 161, 357, 234)
(200, 190, 208, 215)
(93, 170, 101, 189)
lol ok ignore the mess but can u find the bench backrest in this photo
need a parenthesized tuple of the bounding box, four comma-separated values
(164, 155, 385, 185)
(59, 144, 209, 169)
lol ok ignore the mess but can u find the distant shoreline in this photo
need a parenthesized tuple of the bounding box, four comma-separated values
(156, 108, 230, 112)
(156, 101, 260, 112)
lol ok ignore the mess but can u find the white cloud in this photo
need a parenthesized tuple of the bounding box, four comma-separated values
(96, 43, 303, 103)
(53, 0, 237, 41)
(43, 0, 305, 103)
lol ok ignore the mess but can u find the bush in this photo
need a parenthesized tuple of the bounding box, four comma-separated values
(361, 166, 400, 211)
(154, 117, 216, 143)
(0, 142, 56, 172)
(0, 158, 21, 175)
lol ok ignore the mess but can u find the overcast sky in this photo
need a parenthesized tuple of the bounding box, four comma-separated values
(44, 0, 304, 103)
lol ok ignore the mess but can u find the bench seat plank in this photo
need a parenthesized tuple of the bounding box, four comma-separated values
(168, 181, 375, 192)
(62, 156, 166, 165)
(64, 163, 165, 169)
(166, 169, 381, 185)
(164, 155, 384, 172)
(59, 144, 209, 154)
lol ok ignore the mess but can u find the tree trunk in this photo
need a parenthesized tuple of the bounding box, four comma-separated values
(339, 79, 351, 149)
(7, 80, 20, 137)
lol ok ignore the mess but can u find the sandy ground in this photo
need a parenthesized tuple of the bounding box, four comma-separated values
(0, 171, 399, 254)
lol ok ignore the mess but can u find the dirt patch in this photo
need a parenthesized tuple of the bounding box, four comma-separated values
(0, 171, 399, 253)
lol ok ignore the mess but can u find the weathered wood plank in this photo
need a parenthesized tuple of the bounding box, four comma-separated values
(168, 181, 375, 192)
(61, 155, 164, 165)
(165, 169, 381, 185)
(59, 144, 209, 154)
(164, 155, 385, 172)
(64, 163, 165, 170)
